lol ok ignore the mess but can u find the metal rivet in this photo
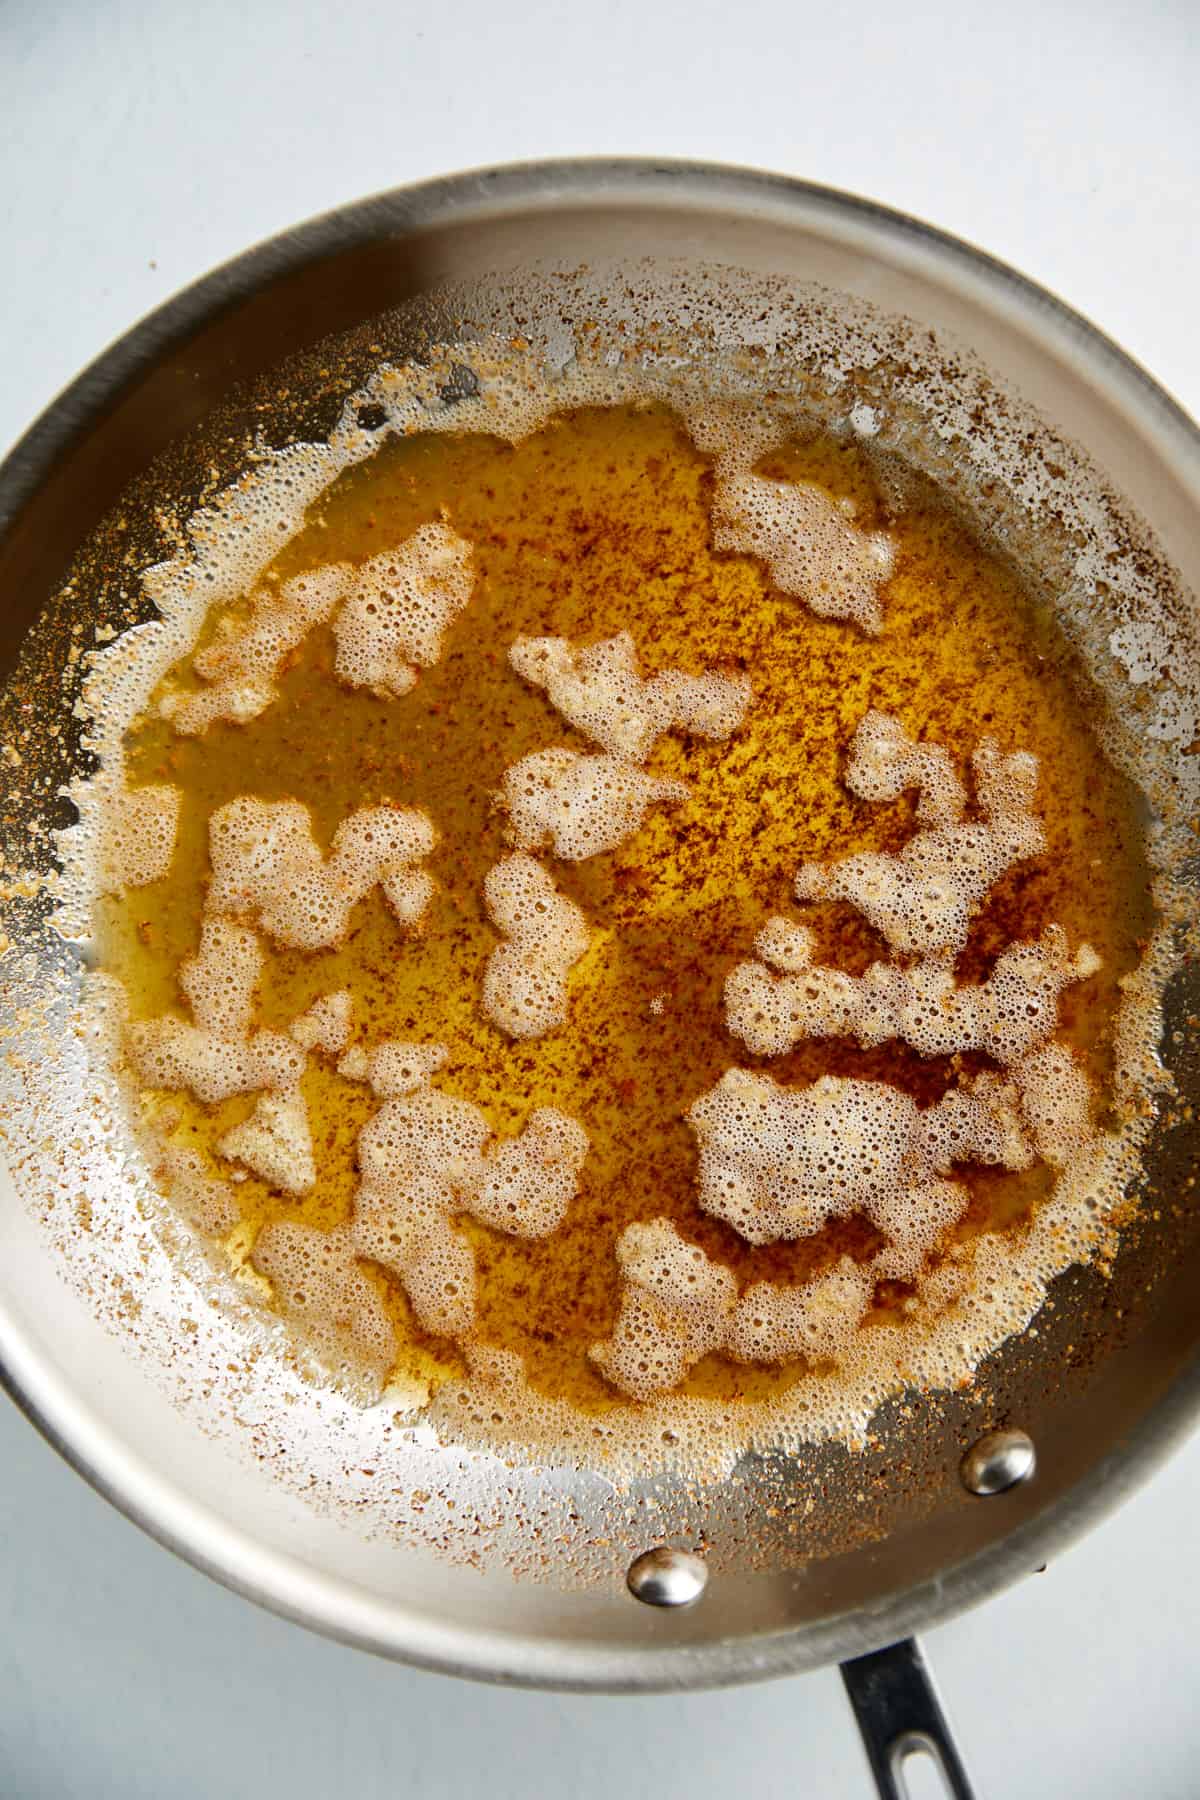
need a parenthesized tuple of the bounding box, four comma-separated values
(626, 1546, 708, 1608)
(960, 1428, 1037, 1496)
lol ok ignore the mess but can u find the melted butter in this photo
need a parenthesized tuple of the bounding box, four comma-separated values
(99, 404, 1154, 1412)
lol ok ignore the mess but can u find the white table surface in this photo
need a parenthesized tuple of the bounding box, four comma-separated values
(2, 3, 1198, 1795)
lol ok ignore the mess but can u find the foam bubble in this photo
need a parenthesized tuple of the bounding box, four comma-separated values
(337, 1038, 448, 1095)
(353, 1173, 478, 1337)
(481, 853, 591, 1039)
(162, 563, 351, 735)
(347, 1049, 588, 1333)
(712, 471, 894, 634)
(750, 915, 815, 975)
(217, 1088, 315, 1195)
(127, 918, 303, 1102)
(252, 1220, 396, 1388)
(690, 1069, 974, 1244)
(916, 1073, 1033, 1181)
(587, 1025, 1102, 1396)
(590, 1220, 736, 1400)
(157, 522, 472, 734)
(726, 1258, 874, 1363)
(179, 915, 260, 1038)
(153, 1142, 239, 1237)
(794, 713, 1046, 956)
(470, 1107, 590, 1235)
(207, 796, 435, 950)
(509, 631, 752, 762)
(677, 398, 785, 479)
(501, 749, 688, 861)
(99, 784, 181, 891)
(332, 523, 474, 698)
(725, 704, 1101, 1259)
(845, 709, 964, 825)
(1015, 1043, 1095, 1166)
(289, 990, 352, 1055)
(591, 1222, 876, 1396)
(729, 919, 1100, 1061)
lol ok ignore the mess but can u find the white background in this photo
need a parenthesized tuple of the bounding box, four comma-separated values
(2, 2, 1198, 1794)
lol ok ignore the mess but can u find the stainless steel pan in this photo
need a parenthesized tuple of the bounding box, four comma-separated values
(2, 161, 1198, 1797)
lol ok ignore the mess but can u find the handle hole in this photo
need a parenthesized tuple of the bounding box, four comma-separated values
(894, 1733, 956, 1800)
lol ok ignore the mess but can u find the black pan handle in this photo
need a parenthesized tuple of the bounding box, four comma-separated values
(840, 1637, 976, 1799)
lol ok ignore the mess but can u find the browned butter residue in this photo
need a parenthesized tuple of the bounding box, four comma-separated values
(101, 405, 1154, 1411)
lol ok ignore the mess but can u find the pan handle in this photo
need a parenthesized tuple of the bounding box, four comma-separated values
(840, 1637, 976, 1799)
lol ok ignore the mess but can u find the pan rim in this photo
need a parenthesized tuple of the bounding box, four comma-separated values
(2, 155, 1199, 1691)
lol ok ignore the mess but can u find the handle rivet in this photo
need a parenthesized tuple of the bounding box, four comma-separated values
(626, 1546, 708, 1607)
(960, 1428, 1036, 1496)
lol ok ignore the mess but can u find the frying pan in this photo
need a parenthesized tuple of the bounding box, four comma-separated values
(2, 161, 1198, 1799)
